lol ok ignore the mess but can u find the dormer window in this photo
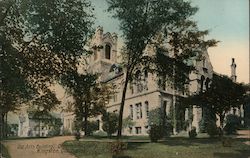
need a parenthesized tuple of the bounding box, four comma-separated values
(105, 44, 111, 59)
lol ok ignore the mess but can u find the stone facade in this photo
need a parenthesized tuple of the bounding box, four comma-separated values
(78, 27, 214, 135)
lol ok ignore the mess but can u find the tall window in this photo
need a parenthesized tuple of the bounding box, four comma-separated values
(94, 50, 97, 60)
(105, 44, 111, 59)
(145, 101, 149, 118)
(203, 59, 207, 68)
(144, 69, 148, 79)
(135, 127, 142, 134)
(205, 78, 210, 90)
(113, 94, 117, 102)
(163, 100, 167, 117)
(135, 70, 143, 93)
(130, 83, 134, 95)
(136, 103, 142, 119)
(200, 75, 205, 92)
(130, 105, 133, 119)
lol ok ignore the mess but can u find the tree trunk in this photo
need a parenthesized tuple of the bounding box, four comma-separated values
(219, 113, 225, 137)
(84, 102, 89, 136)
(0, 113, 4, 140)
(117, 68, 130, 139)
(162, 101, 167, 137)
(219, 114, 225, 129)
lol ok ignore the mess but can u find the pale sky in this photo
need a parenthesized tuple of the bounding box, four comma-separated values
(92, 0, 249, 84)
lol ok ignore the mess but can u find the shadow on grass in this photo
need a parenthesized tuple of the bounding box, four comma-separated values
(214, 151, 250, 158)
(158, 137, 221, 147)
(3, 136, 51, 141)
(127, 142, 149, 151)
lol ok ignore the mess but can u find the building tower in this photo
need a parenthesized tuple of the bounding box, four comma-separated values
(88, 26, 118, 80)
(231, 58, 237, 82)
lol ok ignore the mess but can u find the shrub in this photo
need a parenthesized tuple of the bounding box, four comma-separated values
(87, 121, 99, 135)
(149, 125, 163, 142)
(199, 118, 207, 133)
(188, 126, 197, 139)
(102, 112, 118, 138)
(63, 129, 72, 136)
(224, 114, 241, 135)
(75, 131, 80, 141)
(207, 121, 219, 137)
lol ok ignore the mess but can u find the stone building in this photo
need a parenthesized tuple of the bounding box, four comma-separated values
(68, 26, 213, 135)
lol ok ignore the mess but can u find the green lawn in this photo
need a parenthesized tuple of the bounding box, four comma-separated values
(0, 143, 10, 158)
(62, 137, 250, 158)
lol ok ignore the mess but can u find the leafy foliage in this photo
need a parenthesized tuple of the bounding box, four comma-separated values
(188, 126, 197, 139)
(0, 0, 94, 138)
(206, 121, 220, 138)
(185, 73, 246, 128)
(83, 121, 99, 136)
(148, 108, 172, 137)
(61, 72, 111, 135)
(148, 108, 162, 126)
(149, 125, 163, 142)
(122, 117, 135, 129)
(224, 114, 241, 135)
(102, 112, 119, 138)
(107, 0, 218, 138)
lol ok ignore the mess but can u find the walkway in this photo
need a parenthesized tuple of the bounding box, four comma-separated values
(236, 130, 250, 145)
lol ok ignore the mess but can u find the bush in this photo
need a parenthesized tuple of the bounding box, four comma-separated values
(149, 125, 163, 142)
(199, 118, 207, 133)
(102, 112, 118, 138)
(63, 129, 72, 136)
(207, 121, 219, 137)
(188, 126, 197, 139)
(48, 126, 61, 136)
(224, 114, 241, 135)
(87, 121, 99, 135)
(75, 131, 80, 141)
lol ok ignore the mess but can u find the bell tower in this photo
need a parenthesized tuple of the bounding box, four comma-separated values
(88, 26, 118, 80)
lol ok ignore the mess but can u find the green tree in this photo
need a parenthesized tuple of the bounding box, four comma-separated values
(62, 72, 111, 136)
(102, 112, 118, 138)
(107, 0, 217, 138)
(186, 73, 246, 129)
(0, 0, 34, 138)
(0, 0, 94, 138)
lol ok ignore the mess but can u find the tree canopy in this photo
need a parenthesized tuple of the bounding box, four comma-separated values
(0, 0, 95, 138)
(185, 73, 246, 127)
(107, 0, 218, 138)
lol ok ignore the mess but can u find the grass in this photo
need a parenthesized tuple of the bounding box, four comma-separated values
(0, 143, 10, 158)
(62, 137, 250, 158)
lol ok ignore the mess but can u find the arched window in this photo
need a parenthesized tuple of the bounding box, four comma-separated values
(105, 44, 111, 59)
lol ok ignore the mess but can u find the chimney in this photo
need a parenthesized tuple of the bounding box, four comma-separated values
(231, 58, 237, 82)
